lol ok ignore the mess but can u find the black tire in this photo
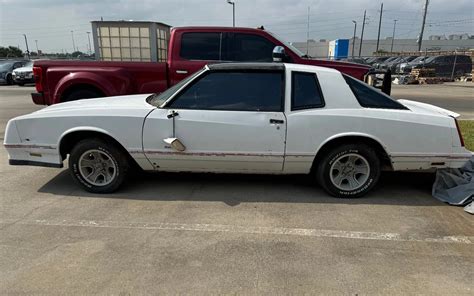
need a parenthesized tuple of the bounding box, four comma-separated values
(315, 143, 380, 198)
(68, 138, 129, 193)
(17, 82, 25, 86)
(6, 74, 13, 85)
(64, 89, 101, 102)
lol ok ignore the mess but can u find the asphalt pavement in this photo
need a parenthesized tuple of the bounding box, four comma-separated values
(0, 84, 473, 294)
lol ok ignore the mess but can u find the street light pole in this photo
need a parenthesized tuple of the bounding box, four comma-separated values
(71, 30, 76, 52)
(390, 20, 398, 53)
(35, 40, 39, 56)
(359, 10, 366, 57)
(227, 0, 235, 27)
(86, 31, 92, 55)
(22, 34, 30, 59)
(352, 20, 357, 58)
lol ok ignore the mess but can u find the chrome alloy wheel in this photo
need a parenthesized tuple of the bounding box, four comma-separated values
(78, 149, 117, 186)
(329, 153, 370, 191)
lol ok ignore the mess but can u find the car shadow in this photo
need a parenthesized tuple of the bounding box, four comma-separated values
(37, 170, 442, 207)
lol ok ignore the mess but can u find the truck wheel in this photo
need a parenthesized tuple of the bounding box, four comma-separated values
(69, 138, 129, 193)
(6, 74, 13, 85)
(315, 143, 380, 198)
(64, 89, 102, 102)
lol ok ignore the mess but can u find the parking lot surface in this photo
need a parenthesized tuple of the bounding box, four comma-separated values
(1, 85, 473, 294)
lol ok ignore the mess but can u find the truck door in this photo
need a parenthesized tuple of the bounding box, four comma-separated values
(169, 32, 228, 86)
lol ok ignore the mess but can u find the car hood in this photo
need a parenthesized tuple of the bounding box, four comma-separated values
(13, 66, 33, 73)
(34, 93, 155, 115)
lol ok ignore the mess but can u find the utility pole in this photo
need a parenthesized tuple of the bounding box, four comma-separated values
(376, 3, 383, 53)
(390, 20, 398, 53)
(306, 6, 310, 55)
(359, 10, 367, 57)
(71, 30, 76, 52)
(35, 40, 39, 56)
(418, 0, 429, 51)
(227, 0, 235, 27)
(352, 20, 357, 58)
(22, 34, 30, 59)
(86, 32, 92, 55)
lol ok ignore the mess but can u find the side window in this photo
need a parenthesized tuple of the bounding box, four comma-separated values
(229, 33, 275, 62)
(343, 74, 408, 110)
(180, 32, 223, 61)
(169, 71, 283, 112)
(13, 62, 23, 69)
(291, 72, 325, 110)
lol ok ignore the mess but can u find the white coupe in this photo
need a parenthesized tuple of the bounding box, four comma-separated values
(4, 63, 471, 197)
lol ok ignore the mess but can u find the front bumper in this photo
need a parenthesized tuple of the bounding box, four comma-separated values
(364, 69, 392, 95)
(13, 76, 35, 84)
(31, 92, 46, 105)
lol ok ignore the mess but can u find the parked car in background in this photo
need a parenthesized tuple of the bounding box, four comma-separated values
(396, 56, 428, 74)
(12, 60, 34, 86)
(341, 58, 369, 65)
(31, 26, 391, 106)
(5, 63, 470, 197)
(411, 55, 472, 77)
(373, 57, 398, 69)
(0, 60, 28, 85)
(387, 56, 418, 72)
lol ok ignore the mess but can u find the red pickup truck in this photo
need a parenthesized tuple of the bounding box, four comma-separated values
(32, 26, 386, 105)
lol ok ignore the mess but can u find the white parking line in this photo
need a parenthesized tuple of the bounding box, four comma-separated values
(1, 219, 472, 244)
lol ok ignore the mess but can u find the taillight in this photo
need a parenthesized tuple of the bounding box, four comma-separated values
(33, 66, 43, 92)
(453, 117, 465, 147)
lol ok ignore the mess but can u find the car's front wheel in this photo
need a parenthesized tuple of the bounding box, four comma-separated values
(316, 143, 380, 198)
(69, 139, 129, 193)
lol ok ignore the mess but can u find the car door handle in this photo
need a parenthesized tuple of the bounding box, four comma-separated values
(269, 119, 284, 124)
(176, 70, 188, 74)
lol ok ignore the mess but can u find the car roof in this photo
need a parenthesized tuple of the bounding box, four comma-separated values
(207, 63, 285, 71)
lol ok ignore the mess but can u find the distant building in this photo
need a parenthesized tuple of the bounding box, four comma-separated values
(429, 35, 447, 41)
(291, 35, 474, 57)
(448, 34, 470, 40)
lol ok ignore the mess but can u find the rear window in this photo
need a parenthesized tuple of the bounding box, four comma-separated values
(343, 75, 408, 110)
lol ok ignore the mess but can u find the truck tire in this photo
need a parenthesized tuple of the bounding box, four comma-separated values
(315, 143, 381, 198)
(6, 74, 13, 85)
(69, 138, 130, 193)
(64, 89, 102, 102)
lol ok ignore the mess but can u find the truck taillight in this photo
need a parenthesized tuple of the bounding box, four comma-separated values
(453, 118, 465, 147)
(33, 66, 43, 92)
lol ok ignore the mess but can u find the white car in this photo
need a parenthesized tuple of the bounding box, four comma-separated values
(4, 63, 471, 197)
(12, 60, 34, 86)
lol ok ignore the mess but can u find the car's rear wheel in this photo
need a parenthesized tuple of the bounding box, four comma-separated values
(69, 139, 129, 193)
(316, 143, 380, 198)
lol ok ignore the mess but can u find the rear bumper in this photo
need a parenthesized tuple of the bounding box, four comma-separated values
(31, 92, 46, 105)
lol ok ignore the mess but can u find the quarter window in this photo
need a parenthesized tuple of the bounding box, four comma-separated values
(169, 71, 283, 112)
(180, 32, 224, 61)
(343, 74, 408, 110)
(291, 72, 325, 110)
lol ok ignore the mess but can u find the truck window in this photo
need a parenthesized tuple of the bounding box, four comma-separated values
(229, 33, 275, 62)
(169, 71, 283, 112)
(180, 32, 223, 61)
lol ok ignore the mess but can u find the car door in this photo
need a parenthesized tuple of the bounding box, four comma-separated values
(143, 69, 287, 172)
(169, 32, 228, 85)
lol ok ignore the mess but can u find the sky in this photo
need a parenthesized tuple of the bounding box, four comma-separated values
(0, 0, 473, 53)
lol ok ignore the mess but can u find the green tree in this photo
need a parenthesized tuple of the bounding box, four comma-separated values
(71, 51, 85, 58)
(0, 46, 24, 58)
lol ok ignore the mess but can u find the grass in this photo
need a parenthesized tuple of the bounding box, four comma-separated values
(458, 120, 474, 151)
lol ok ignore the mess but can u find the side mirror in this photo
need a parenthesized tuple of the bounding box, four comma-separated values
(272, 46, 286, 62)
(163, 138, 186, 152)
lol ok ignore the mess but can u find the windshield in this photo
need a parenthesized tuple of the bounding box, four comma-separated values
(0, 62, 13, 71)
(410, 56, 425, 63)
(147, 69, 205, 107)
(267, 31, 306, 57)
(24, 61, 33, 67)
(424, 56, 437, 63)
